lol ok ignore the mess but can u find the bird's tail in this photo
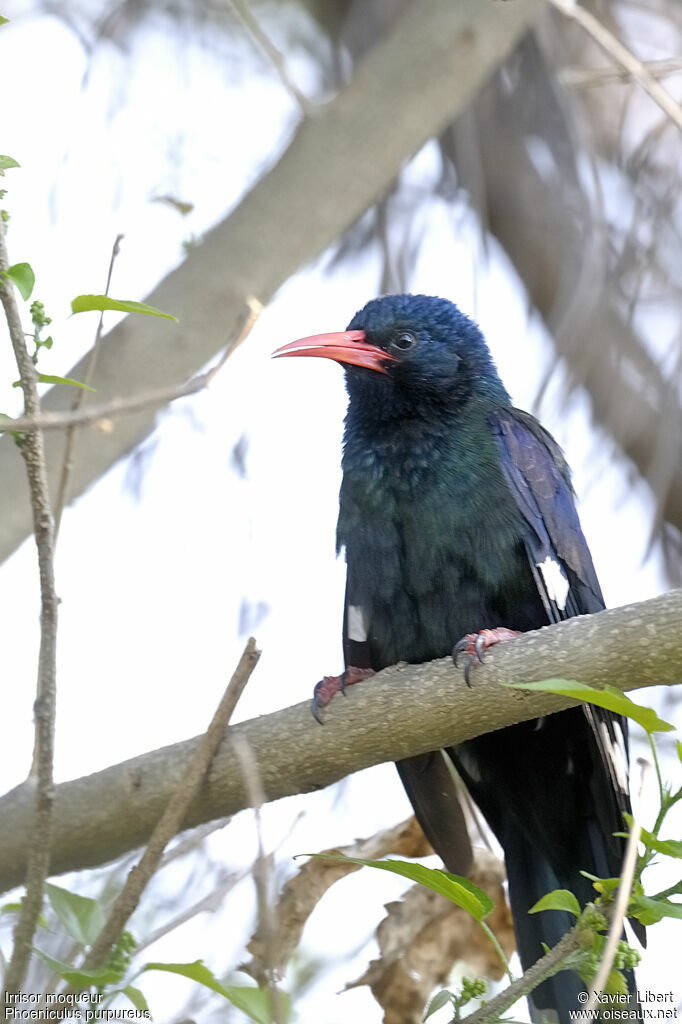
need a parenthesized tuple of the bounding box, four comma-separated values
(504, 831, 639, 1024)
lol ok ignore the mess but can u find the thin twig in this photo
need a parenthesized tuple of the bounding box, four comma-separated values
(138, 809, 304, 958)
(583, 760, 650, 1018)
(461, 924, 583, 1024)
(53, 234, 124, 537)
(133, 870, 249, 956)
(0, 220, 59, 998)
(79, 638, 260, 974)
(227, 0, 312, 115)
(560, 57, 682, 88)
(233, 736, 284, 1024)
(1, 295, 263, 435)
(40, 639, 259, 1023)
(549, 0, 682, 131)
(159, 816, 232, 870)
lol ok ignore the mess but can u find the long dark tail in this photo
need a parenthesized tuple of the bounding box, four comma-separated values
(505, 830, 590, 1022)
(506, 830, 639, 1023)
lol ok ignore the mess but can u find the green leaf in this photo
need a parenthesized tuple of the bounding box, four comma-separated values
(152, 194, 194, 216)
(3, 262, 34, 299)
(142, 964, 288, 1024)
(1, 902, 48, 929)
(34, 948, 121, 988)
(122, 986, 150, 1014)
(0, 154, 19, 172)
(36, 373, 95, 391)
(71, 294, 177, 321)
(45, 883, 105, 948)
(305, 854, 493, 921)
(580, 873, 621, 897)
(629, 894, 682, 926)
(529, 889, 581, 918)
(605, 968, 629, 997)
(142, 960, 230, 996)
(505, 680, 674, 734)
(676, 740, 682, 764)
(224, 985, 290, 1024)
(620, 816, 682, 859)
(0, 17, 8, 27)
(424, 989, 454, 1019)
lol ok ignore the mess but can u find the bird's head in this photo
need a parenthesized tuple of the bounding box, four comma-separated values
(273, 293, 508, 420)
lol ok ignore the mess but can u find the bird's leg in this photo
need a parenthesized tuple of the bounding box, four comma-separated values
(453, 627, 521, 687)
(311, 666, 375, 723)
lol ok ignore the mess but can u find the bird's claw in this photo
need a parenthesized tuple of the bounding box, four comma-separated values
(452, 636, 481, 688)
(310, 666, 376, 723)
(311, 675, 341, 724)
(452, 627, 521, 687)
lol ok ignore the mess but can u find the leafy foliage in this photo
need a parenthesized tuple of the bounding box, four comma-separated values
(529, 889, 581, 918)
(45, 883, 105, 948)
(71, 294, 178, 320)
(2, 261, 34, 300)
(505, 679, 674, 734)
(305, 854, 493, 921)
(0, 153, 19, 173)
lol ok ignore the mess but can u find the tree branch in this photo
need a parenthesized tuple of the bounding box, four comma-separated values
(549, 0, 682, 131)
(0, 0, 544, 565)
(0, 297, 262, 435)
(0, 590, 679, 896)
(78, 638, 260, 973)
(447, 49, 682, 536)
(0, 224, 59, 995)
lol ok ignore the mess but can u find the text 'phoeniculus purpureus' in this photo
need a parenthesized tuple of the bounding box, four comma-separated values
(273, 293, 642, 1022)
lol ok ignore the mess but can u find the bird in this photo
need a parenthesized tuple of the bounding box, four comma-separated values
(273, 293, 640, 1023)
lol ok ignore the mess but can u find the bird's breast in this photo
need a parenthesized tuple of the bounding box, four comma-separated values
(338, 429, 533, 667)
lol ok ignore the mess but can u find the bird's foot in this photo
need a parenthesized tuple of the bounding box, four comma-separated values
(453, 627, 521, 687)
(311, 666, 375, 724)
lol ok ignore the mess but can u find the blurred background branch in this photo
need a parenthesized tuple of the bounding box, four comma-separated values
(1, 0, 679, 583)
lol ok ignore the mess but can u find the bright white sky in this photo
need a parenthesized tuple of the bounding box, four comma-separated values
(0, 6, 679, 1023)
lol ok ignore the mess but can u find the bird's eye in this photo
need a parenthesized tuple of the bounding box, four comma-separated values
(392, 331, 417, 352)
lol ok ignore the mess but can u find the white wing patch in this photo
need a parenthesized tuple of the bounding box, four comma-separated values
(347, 604, 369, 643)
(536, 557, 569, 611)
(599, 720, 629, 794)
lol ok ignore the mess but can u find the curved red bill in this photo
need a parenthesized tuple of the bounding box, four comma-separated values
(272, 330, 395, 374)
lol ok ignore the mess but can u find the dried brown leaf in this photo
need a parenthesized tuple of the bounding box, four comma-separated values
(243, 815, 431, 982)
(347, 850, 514, 1024)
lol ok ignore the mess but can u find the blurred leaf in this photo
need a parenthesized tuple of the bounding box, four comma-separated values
(46, 883, 105, 948)
(619, 816, 682, 859)
(605, 968, 629, 997)
(34, 948, 120, 987)
(505, 680, 674, 734)
(2, 262, 34, 299)
(152, 194, 194, 216)
(424, 989, 453, 1019)
(71, 294, 177, 320)
(305, 854, 493, 921)
(122, 986, 150, 1013)
(0, 153, 19, 172)
(1, 902, 48, 929)
(142, 960, 229, 995)
(629, 894, 682, 926)
(529, 889, 581, 917)
(224, 985, 290, 1024)
(142, 963, 288, 1023)
(37, 374, 95, 390)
